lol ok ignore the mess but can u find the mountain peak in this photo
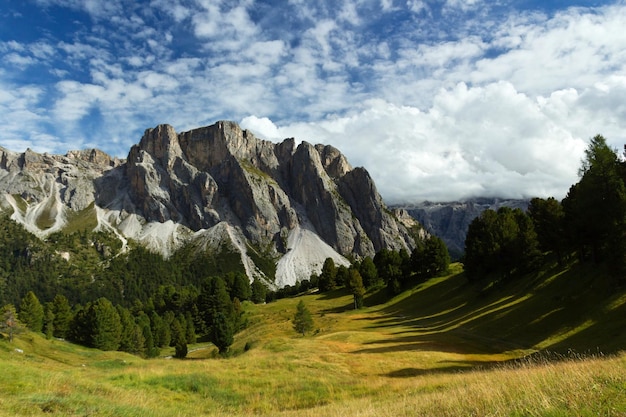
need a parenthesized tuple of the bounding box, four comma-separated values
(1, 121, 417, 287)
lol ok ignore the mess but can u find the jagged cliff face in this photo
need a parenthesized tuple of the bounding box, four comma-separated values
(0, 121, 416, 287)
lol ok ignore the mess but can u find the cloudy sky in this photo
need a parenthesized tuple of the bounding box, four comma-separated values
(1, 0, 625, 203)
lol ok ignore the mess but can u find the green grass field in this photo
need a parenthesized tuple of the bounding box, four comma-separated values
(2, 262, 626, 416)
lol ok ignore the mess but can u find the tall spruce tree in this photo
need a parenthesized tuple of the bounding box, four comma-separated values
(563, 135, 626, 270)
(358, 256, 379, 288)
(231, 272, 252, 301)
(211, 312, 234, 355)
(251, 278, 268, 304)
(293, 300, 314, 336)
(19, 291, 44, 332)
(51, 294, 72, 339)
(528, 197, 566, 265)
(88, 298, 122, 351)
(318, 258, 337, 292)
(347, 269, 365, 309)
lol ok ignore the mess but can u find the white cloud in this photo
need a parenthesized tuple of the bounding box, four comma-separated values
(240, 116, 282, 140)
(4, 1, 626, 204)
(241, 82, 591, 203)
(35, 0, 124, 20)
(444, 0, 482, 13)
(407, 0, 429, 14)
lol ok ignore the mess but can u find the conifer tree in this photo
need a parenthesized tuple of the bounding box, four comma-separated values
(293, 300, 314, 336)
(88, 297, 122, 351)
(68, 304, 90, 345)
(251, 278, 268, 304)
(347, 269, 366, 309)
(117, 305, 140, 354)
(137, 312, 159, 358)
(151, 311, 170, 348)
(19, 291, 44, 332)
(318, 258, 337, 292)
(51, 294, 72, 339)
(211, 312, 234, 355)
(185, 312, 196, 344)
(358, 256, 379, 288)
(231, 272, 252, 301)
(171, 317, 188, 358)
(174, 335, 188, 359)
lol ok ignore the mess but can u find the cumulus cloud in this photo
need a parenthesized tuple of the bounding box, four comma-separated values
(242, 82, 589, 203)
(2, 1, 626, 203)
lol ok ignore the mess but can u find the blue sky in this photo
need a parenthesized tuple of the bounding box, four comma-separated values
(1, 0, 625, 203)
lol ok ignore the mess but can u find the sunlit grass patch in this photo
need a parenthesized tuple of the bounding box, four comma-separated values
(63, 202, 98, 233)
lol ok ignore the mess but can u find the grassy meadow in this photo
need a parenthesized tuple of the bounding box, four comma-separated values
(2, 263, 626, 416)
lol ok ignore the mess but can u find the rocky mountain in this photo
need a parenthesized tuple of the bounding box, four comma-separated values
(0, 121, 417, 287)
(396, 198, 530, 260)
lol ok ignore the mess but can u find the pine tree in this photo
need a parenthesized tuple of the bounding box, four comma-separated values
(68, 304, 90, 345)
(318, 258, 337, 292)
(347, 269, 366, 309)
(211, 312, 234, 355)
(185, 312, 196, 344)
(251, 278, 268, 304)
(358, 256, 379, 288)
(200, 277, 234, 333)
(231, 272, 252, 301)
(88, 298, 122, 351)
(423, 236, 451, 277)
(293, 300, 314, 336)
(51, 294, 72, 339)
(174, 336, 188, 359)
(137, 312, 159, 358)
(171, 318, 188, 358)
(19, 291, 44, 332)
(117, 305, 140, 354)
(151, 311, 171, 348)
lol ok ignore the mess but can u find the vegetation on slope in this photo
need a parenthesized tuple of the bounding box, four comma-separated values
(1, 261, 626, 416)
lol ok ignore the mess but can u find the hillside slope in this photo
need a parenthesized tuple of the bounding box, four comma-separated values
(1, 261, 626, 416)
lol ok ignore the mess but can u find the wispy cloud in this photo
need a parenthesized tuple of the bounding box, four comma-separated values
(1, 1, 625, 202)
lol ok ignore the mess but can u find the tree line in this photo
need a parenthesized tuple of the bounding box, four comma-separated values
(306, 234, 451, 306)
(464, 135, 626, 283)
(2, 272, 269, 357)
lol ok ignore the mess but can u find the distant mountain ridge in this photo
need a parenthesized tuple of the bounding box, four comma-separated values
(396, 198, 530, 259)
(0, 121, 417, 287)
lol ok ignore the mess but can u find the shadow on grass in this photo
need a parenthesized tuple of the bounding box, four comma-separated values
(385, 349, 617, 379)
(384, 356, 514, 379)
(385, 364, 473, 378)
(351, 260, 626, 357)
(317, 288, 350, 300)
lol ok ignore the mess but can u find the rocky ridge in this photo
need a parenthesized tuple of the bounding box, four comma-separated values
(0, 121, 417, 287)
(396, 198, 530, 259)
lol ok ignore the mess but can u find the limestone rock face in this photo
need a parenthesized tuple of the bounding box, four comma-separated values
(0, 145, 121, 212)
(0, 121, 417, 286)
(114, 121, 415, 260)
